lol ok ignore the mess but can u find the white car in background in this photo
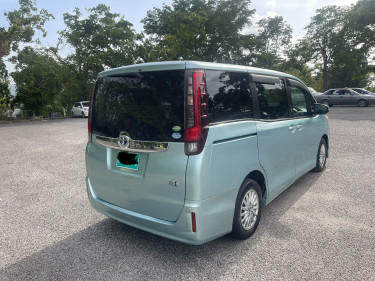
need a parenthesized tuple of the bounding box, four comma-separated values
(72, 101, 90, 118)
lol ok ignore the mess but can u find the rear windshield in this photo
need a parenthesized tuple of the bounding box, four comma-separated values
(92, 70, 185, 142)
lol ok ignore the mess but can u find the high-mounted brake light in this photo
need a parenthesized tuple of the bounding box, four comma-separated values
(88, 81, 96, 142)
(184, 70, 209, 155)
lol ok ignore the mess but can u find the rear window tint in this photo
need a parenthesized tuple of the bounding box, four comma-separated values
(92, 70, 185, 142)
(205, 70, 253, 124)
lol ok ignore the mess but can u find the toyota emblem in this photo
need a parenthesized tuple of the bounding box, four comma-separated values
(118, 132, 130, 148)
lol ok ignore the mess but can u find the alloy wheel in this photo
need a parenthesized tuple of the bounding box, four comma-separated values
(240, 189, 259, 230)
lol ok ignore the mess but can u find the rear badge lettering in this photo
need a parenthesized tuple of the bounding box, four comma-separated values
(168, 181, 180, 187)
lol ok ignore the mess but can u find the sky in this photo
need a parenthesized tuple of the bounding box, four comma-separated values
(1, 0, 359, 76)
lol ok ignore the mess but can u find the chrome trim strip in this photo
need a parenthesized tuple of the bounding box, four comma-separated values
(95, 135, 169, 153)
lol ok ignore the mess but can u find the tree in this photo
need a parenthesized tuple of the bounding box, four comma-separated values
(331, 0, 375, 87)
(254, 16, 292, 69)
(303, 6, 348, 90)
(0, 61, 12, 115)
(59, 4, 138, 100)
(0, 0, 53, 59)
(141, 0, 255, 63)
(10, 47, 65, 117)
(343, 0, 375, 52)
(328, 47, 369, 88)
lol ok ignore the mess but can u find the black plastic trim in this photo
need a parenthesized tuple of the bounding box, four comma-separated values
(212, 133, 257, 144)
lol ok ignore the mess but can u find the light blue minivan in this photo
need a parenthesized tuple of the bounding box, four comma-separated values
(86, 61, 329, 245)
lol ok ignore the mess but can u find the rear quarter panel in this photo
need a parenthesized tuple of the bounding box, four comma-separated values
(185, 121, 265, 202)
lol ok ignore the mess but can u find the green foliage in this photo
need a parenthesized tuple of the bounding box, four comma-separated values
(141, 0, 255, 63)
(254, 16, 292, 69)
(0, 61, 12, 115)
(10, 47, 67, 117)
(330, 0, 375, 88)
(343, 0, 375, 50)
(302, 5, 348, 90)
(59, 4, 138, 99)
(3, 0, 375, 115)
(329, 42, 370, 88)
(300, 1, 375, 90)
(0, 0, 53, 59)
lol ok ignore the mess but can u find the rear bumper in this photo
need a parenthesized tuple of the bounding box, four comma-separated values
(86, 177, 236, 245)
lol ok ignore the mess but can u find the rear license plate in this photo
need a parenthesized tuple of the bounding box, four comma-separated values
(116, 152, 140, 170)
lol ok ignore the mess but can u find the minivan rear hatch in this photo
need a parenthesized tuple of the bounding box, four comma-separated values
(87, 66, 187, 222)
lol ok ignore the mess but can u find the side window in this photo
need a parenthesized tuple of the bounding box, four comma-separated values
(290, 86, 309, 117)
(255, 79, 289, 120)
(74, 103, 79, 107)
(205, 70, 253, 124)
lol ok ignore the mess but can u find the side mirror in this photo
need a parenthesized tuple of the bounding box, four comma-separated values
(314, 103, 329, 115)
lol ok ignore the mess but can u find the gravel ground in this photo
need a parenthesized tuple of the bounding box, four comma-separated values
(0, 108, 374, 281)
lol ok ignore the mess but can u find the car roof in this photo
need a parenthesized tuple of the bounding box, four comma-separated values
(97, 61, 304, 84)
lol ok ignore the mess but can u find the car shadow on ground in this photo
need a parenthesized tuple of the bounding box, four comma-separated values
(0, 171, 323, 280)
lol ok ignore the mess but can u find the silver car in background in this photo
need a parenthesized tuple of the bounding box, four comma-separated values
(315, 88, 375, 107)
(351, 88, 375, 96)
(72, 101, 90, 118)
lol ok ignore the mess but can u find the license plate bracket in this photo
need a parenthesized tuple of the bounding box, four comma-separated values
(116, 152, 140, 170)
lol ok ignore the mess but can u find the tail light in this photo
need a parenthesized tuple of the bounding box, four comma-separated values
(88, 81, 96, 142)
(184, 70, 209, 155)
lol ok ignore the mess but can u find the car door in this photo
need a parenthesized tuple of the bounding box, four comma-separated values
(73, 103, 80, 115)
(287, 79, 321, 176)
(344, 89, 359, 105)
(330, 90, 342, 105)
(72, 103, 76, 115)
(251, 74, 297, 201)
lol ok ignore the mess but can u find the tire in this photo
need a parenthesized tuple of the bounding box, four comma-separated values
(81, 112, 85, 118)
(231, 179, 262, 240)
(312, 138, 327, 172)
(72, 112, 75, 118)
(321, 100, 330, 107)
(358, 99, 368, 107)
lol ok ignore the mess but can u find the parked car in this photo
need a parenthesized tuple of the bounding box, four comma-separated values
(314, 88, 375, 107)
(351, 88, 375, 96)
(86, 61, 330, 245)
(72, 101, 90, 118)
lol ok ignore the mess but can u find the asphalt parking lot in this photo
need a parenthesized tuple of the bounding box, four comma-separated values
(1, 106, 374, 280)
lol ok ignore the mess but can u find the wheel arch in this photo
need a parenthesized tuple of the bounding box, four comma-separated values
(358, 99, 368, 107)
(244, 170, 267, 203)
